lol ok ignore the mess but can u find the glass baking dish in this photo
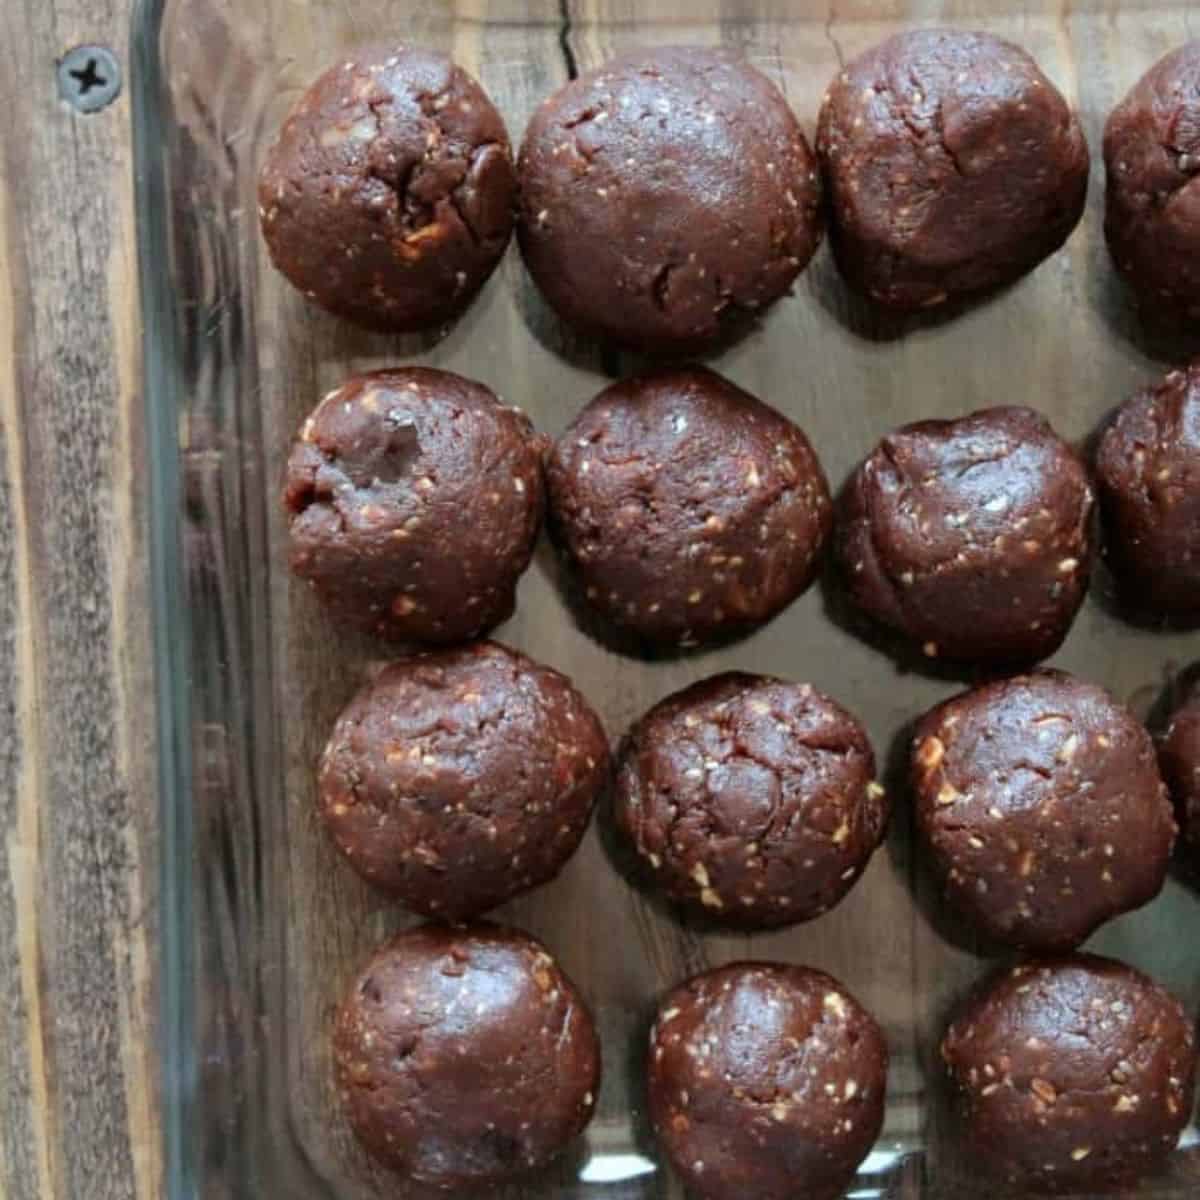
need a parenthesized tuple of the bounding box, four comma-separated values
(132, 0, 1200, 1195)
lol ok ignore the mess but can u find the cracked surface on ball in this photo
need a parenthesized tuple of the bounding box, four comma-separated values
(615, 672, 886, 928)
(259, 45, 515, 331)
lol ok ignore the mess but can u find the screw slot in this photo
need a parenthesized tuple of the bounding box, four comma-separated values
(58, 45, 121, 114)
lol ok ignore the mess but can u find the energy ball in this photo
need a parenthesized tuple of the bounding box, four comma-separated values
(648, 963, 888, 1200)
(1094, 361, 1200, 624)
(912, 670, 1176, 953)
(284, 368, 546, 645)
(1160, 684, 1200, 865)
(547, 367, 831, 648)
(517, 46, 822, 351)
(334, 923, 600, 1189)
(318, 641, 609, 918)
(614, 673, 886, 928)
(941, 956, 1197, 1194)
(816, 29, 1089, 310)
(837, 406, 1094, 664)
(259, 45, 515, 332)
(1105, 43, 1200, 315)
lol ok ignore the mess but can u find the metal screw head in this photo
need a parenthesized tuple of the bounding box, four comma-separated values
(58, 45, 121, 114)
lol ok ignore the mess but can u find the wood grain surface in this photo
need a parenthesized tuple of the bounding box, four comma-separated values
(4, 2, 1200, 1200)
(0, 2, 158, 1200)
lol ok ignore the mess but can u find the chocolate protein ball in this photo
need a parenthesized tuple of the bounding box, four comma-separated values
(318, 641, 609, 917)
(284, 368, 545, 645)
(517, 46, 822, 351)
(1105, 43, 1200, 315)
(547, 367, 831, 648)
(259, 45, 515, 332)
(1160, 683, 1200, 865)
(942, 956, 1197, 1194)
(1095, 361, 1200, 624)
(816, 29, 1089, 310)
(837, 406, 1094, 664)
(648, 963, 888, 1200)
(614, 673, 886, 928)
(912, 671, 1176, 952)
(335, 923, 600, 1189)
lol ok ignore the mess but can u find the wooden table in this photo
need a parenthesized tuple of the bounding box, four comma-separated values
(1, 2, 159, 1197)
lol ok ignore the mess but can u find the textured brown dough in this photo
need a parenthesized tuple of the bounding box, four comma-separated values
(614, 672, 887, 928)
(317, 641, 609, 918)
(817, 29, 1089, 310)
(912, 670, 1176, 952)
(547, 366, 831, 648)
(1160, 682, 1200, 866)
(942, 956, 1197, 1194)
(284, 367, 546, 644)
(518, 46, 822, 351)
(648, 962, 888, 1200)
(1094, 361, 1200, 624)
(259, 45, 516, 331)
(1104, 43, 1200, 315)
(334, 923, 600, 1190)
(836, 406, 1094, 664)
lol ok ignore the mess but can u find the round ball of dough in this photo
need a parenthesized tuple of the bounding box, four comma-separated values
(334, 923, 600, 1188)
(1095, 361, 1200, 624)
(1104, 43, 1200, 315)
(1160, 683, 1200, 866)
(614, 673, 886, 928)
(648, 962, 888, 1200)
(547, 366, 831, 648)
(284, 368, 546, 644)
(942, 956, 1197, 1194)
(518, 46, 822, 351)
(912, 670, 1176, 952)
(318, 641, 609, 918)
(817, 29, 1089, 310)
(259, 45, 515, 331)
(836, 406, 1094, 664)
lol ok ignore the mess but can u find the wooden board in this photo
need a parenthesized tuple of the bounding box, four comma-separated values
(0, 1, 159, 1199)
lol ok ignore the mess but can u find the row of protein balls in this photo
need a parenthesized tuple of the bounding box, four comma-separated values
(286, 358, 1200, 660)
(318, 653, 1200, 1193)
(335, 934, 1198, 1198)
(260, 33, 1200, 349)
(315, 638, 1200, 948)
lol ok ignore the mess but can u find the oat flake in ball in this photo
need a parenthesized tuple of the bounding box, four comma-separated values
(334, 923, 600, 1190)
(318, 641, 609, 918)
(259, 45, 515, 331)
(284, 367, 546, 645)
